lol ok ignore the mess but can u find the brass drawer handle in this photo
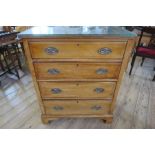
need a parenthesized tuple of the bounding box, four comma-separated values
(96, 68, 108, 74)
(91, 105, 102, 110)
(98, 48, 112, 55)
(45, 47, 58, 55)
(48, 68, 60, 75)
(94, 88, 104, 93)
(51, 88, 62, 94)
(53, 106, 64, 111)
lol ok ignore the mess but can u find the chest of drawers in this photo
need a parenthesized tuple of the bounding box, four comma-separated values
(20, 26, 136, 124)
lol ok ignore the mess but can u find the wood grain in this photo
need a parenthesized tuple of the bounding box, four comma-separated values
(38, 81, 116, 99)
(43, 99, 111, 115)
(22, 36, 135, 124)
(29, 41, 127, 59)
(34, 62, 121, 80)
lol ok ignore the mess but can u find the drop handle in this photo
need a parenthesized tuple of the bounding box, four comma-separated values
(53, 106, 64, 111)
(96, 68, 108, 74)
(94, 88, 104, 93)
(91, 105, 102, 110)
(44, 47, 59, 55)
(51, 88, 62, 94)
(48, 68, 60, 75)
(98, 48, 112, 55)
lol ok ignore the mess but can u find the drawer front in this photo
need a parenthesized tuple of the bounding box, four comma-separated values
(43, 100, 111, 115)
(34, 62, 121, 80)
(30, 42, 126, 59)
(39, 82, 116, 99)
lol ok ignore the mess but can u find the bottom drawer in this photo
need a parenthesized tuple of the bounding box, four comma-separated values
(43, 100, 111, 115)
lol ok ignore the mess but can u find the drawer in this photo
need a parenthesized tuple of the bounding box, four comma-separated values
(43, 99, 111, 115)
(34, 62, 121, 80)
(39, 82, 116, 99)
(29, 41, 126, 59)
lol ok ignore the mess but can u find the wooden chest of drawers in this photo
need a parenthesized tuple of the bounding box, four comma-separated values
(20, 26, 136, 124)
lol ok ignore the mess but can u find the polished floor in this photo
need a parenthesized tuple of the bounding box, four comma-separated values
(0, 57, 155, 129)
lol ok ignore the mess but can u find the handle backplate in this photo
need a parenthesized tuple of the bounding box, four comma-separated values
(94, 88, 104, 93)
(45, 47, 58, 55)
(98, 48, 112, 55)
(48, 68, 60, 75)
(51, 88, 62, 94)
(53, 106, 64, 111)
(96, 68, 108, 75)
(91, 105, 102, 110)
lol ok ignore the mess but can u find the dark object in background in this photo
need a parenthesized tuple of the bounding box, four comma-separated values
(129, 26, 155, 81)
(125, 26, 135, 31)
(0, 31, 23, 85)
(0, 32, 18, 44)
(149, 35, 155, 49)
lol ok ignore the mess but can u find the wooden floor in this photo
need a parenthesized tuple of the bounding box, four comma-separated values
(0, 57, 155, 129)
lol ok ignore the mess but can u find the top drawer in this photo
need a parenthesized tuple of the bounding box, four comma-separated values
(29, 41, 127, 59)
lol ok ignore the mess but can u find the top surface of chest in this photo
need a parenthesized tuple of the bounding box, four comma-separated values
(18, 26, 136, 39)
